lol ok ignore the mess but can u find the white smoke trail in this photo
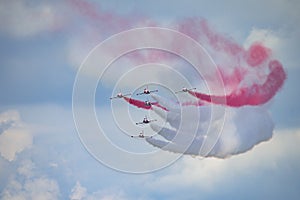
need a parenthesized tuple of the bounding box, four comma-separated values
(146, 94, 274, 158)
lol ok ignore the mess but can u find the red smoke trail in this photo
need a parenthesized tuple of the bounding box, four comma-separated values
(67, 0, 134, 33)
(152, 102, 169, 111)
(176, 18, 286, 106)
(123, 97, 151, 110)
(123, 97, 168, 111)
(124, 96, 205, 110)
(67, 0, 102, 20)
(68, 0, 171, 63)
(178, 18, 244, 56)
(188, 60, 286, 106)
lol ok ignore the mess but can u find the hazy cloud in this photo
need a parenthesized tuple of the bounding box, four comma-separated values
(2, 158, 61, 200)
(70, 181, 128, 200)
(0, 0, 64, 37)
(0, 110, 33, 162)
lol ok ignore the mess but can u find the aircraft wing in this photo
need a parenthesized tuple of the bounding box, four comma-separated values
(130, 135, 152, 139)
(175, 90, 184, 94)
(131, 135, 141, 138)
(189, 88, 197, 92)
(150, 90, 158, 93)
(109, 96, 119, 99)
(175, 88, 196, 94)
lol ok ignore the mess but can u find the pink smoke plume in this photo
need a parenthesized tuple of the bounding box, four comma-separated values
(67, 0, 158, 38)
(68, 0, 286, 107)
(175, 19, 286, 106)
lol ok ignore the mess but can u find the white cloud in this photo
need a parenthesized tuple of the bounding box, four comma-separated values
(0, 129, 32, 162)
(2, 158, 61, 200)
(24, 178, 60, 200)
(148, 128, 300, 192)
(0, 110, 33, 162)
(0, 110, 20, 124)
(84, 189, 128, 200)
(244, 28, 281, 50)
(0, 0, 63, 37)
(17, 159, 35, 178)
(70, 181, 87, 200)
(70, 181, 128, 200)
(2, 177, 61, 200)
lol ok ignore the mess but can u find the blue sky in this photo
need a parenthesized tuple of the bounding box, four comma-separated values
(0, 0, 299, 199)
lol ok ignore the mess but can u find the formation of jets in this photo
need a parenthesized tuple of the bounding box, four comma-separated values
(110, 86, 197, 139)
(110, 86, 158, 139)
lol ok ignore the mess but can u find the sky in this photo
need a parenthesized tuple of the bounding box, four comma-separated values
(0, 0, 300, 199)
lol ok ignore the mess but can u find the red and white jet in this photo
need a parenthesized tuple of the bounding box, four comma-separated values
(136, 86, 158, 96)
(130, 130, 152, 139)
(135, 116, 157, 125)
(175, 87, 196, 94)
(144, 100, 158, 106)
(110, 92, 131, 100)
